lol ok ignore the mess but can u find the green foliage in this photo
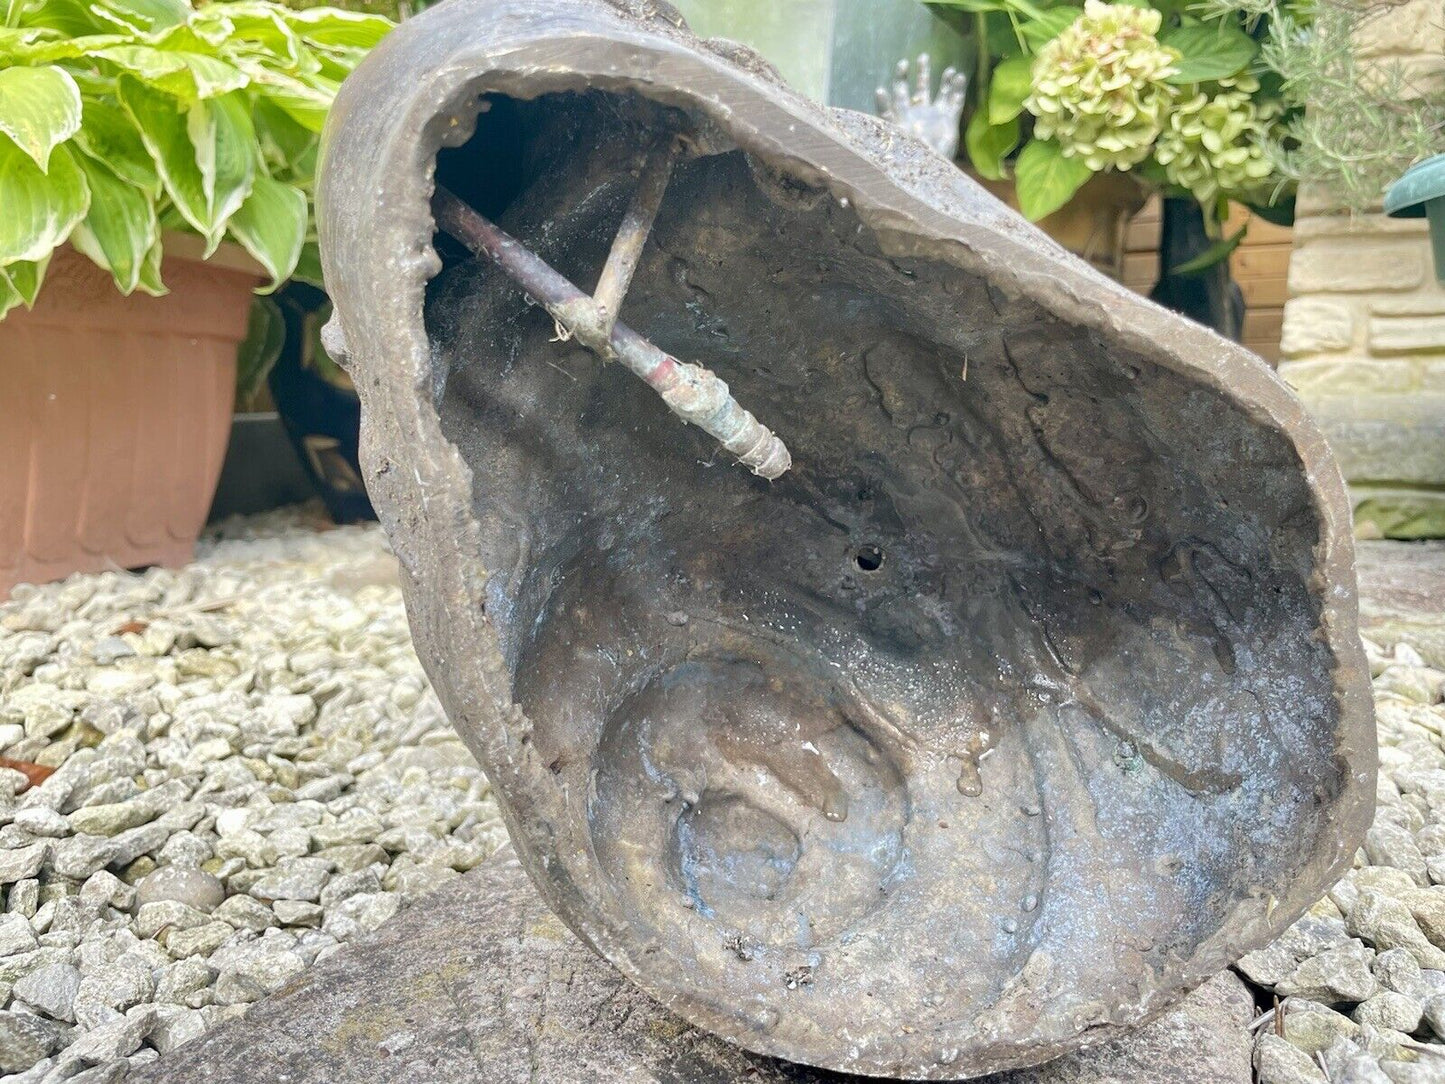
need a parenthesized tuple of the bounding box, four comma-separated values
(1013, 138, 1092, 219)
(1250, 0, 1443, 212)
(1160, 23, 1257, 84)
(1026, 1, 1180, 172)
(1154, 73, 1276, 205)
(0, 0, 392, 319)
(927, 0, 1297, 227)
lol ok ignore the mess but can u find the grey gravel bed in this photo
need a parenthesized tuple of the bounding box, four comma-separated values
(2, 511, 1445, 1083)
(1244, 635, 1445, 1084)
(0, 509, 506, 1083)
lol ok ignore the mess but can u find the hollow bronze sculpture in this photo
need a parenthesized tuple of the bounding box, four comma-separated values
(316, 1, 1376, 1076)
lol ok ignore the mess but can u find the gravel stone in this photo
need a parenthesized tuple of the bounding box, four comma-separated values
(154, 959, 214, 1008)
(1321, 1036, 1394, 1084)
(11, 810, 68, 839)
(12, 964, 82, 1023)
(0, 512, 507, 1077)
(1373, 948, 1428, 998)
(0, 1010, 69, 1072)
(1278, 943, 1382, 1003)
(7, 880, 38, 920)
(109, 824, 174, 867)
(314, 844, 388, 875)
(321, 892, 401, 941)
(210, 944, 307, 1005)
(1367, 824, 1431, 885)
(56, 1008, 151, 1067)
(50, 837, 120, 881)
(72, 964, 155, 1030)
(0, 914, 39, 958)
(67, 801, 156, 838)
(1421, 994, 1445, 1039)
(78, 872, 133, 912)
(133, 902, 210, 941)
(270, 901, 322, 928)
(1353, 992, 1425, 1033)
(1349, 890, 1445, 970)
(135, 868, 225, 914)
(156, 833, 212, 870)
(1281, 1001, 1362, 1054)
(1255, 1032, 1328, 1084)
(163, 922, 233, 960)
(148, 1005, 205, 1054)
(1380, 1061, 1445, 1084)
(0, 846, 48, 885)
(211, 896, 276, 933)
(248, 858, 330, 903)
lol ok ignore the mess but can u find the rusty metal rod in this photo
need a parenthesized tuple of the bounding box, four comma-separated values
(592, 140, 677, 337)
(432, 185, 792, 480)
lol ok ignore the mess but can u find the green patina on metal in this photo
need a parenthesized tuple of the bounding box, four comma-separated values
(1385, 154, 1445, 282)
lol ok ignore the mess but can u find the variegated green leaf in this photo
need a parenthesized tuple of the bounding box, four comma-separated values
(283, 8, 391, 50)
(0, 139, 88, 265)
(91, 0, 190, 34)
(70, 151, 158, 294)
(0, 65, 82, 171)
(0, 255, 51, 318)
(71, 98, 160, 194)
(95, 45, 247, 99)
(118, 76, 253, 247)
(227, 172, 305, 290)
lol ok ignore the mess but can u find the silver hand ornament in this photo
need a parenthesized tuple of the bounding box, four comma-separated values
(875, 53, 967, 160)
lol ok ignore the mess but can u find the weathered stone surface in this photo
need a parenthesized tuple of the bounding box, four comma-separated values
(125, 850, 1254, 1084)
(1353, 0, 1445, 58)
(1357, 490, 1445, 542)
(1280, 298, 1357, 356)
(1254, 1033, 1327, 1084)
(1302, 395, 1445, 486)
(1289, 238, 1425, 294)
(1357, 542, 1445, 668)
(1369, 315, 1445, 355)
(134, 869, 225, 914)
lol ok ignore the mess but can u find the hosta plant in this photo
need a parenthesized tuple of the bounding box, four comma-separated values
(930, 0, 1293, 237)
(0, 0, 392, 319)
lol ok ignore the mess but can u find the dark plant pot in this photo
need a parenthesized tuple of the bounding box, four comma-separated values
(1150, 196, 1244, 341)
(269, 282, 375, 524)
(208, 412, 320, 522)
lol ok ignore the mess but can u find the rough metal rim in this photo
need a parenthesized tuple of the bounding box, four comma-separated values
(318, 1, 1376, 1077)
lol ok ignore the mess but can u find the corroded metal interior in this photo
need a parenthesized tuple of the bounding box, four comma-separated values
(317, 2, 1376, 1077)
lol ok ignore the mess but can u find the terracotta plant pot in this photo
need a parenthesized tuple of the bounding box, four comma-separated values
(0, 236, 261, 598)
(969, 170, 1149, 281)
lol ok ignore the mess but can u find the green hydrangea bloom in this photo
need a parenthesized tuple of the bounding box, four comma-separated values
(1025, 0, 1182, 172)
(1154, 75, 1280, 203)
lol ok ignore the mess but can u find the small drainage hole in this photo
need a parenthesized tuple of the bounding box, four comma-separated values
(854, 545, 884, 573)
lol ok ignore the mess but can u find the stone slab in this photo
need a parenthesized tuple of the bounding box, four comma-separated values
(1357, 539, 1445, 666)
(127, 848, 1255, 1084)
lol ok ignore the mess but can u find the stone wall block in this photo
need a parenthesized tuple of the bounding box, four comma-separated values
(1280, 297, 1357, 356)
(1369, 314, 1445, 355)
(1288, 237, 1425, 294)
(1281, 357, 1419, 397)
(1353, 0, 1445, 59)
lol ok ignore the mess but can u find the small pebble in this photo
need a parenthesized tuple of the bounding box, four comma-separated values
(135, 867, 226, 914)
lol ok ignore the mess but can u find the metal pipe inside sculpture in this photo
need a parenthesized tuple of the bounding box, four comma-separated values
(431, 152, 792, 481)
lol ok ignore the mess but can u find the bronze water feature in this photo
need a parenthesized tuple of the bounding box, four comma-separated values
(316, 1, 1376, 1076)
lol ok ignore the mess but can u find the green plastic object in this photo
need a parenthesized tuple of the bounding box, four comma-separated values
(668, 0, 971, 114)
(1385, 153, 1445, 283)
